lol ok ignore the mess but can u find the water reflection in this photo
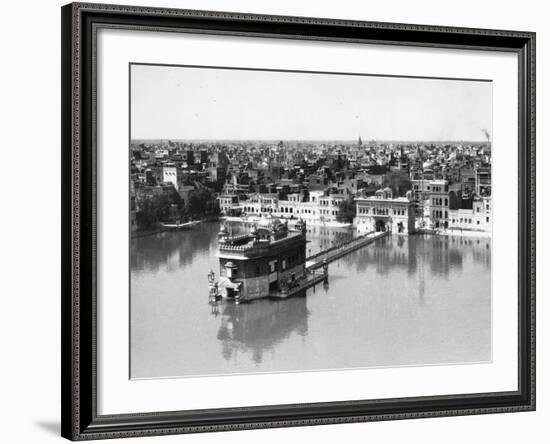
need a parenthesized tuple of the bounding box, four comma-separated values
(131, 227, 214, 273)
(216, 294, 309, 364)
(130, 222, 492, 379)
(305, 225, 354, 255)
(346, 234, 490, 278)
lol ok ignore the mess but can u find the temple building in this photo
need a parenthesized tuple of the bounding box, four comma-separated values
(214, 217, 307, 302)
(355, 188, 416, 234)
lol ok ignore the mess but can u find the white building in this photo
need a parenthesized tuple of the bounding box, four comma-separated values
(448, 196, 492, 234)
(276, 194, 344, 223)
(237, 192, 345, 223)
(308, 190, 325, 203)
(239, 193, 279, 215)
(218, 194, 240, 215)
(155, 148, 169, 159)
(429, 179, 449, 229)
(411, 179, 432, 196)
(276, 200, 318, 221)
(162, 165, 178, 190)
(317, 195, 345, 223)
(355, 188, 415, 234)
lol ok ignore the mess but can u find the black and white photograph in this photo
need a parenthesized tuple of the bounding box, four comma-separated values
(1, 0, 545, 441)
(129, 64, 493, 379)
(1, 0, 542, 442)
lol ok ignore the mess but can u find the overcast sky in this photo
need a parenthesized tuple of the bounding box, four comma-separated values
(130, 64, 492, 142)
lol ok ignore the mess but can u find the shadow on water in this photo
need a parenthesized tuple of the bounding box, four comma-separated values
(215, 293, 309, 364)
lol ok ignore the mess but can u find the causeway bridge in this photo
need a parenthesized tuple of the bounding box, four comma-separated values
(270, 230, 388, 299)
(305, 230, 388, 270)
(211, 229, 388, 302)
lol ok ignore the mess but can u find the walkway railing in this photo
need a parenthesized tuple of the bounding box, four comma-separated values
(306, 231, 387, 270)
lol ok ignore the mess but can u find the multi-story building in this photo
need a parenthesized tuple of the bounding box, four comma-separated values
(275, 199, 318, 222)
(234, 191, 346, 224)
(162, 164, 179, 190)
(317, 195, 344, 223)
(154, 148, 169, 160)
(223, 182, 250, 195)
(275, 194, 344, 223)
(411, 179, 432, 196)
(475, 166, 492, 196)
(218, 194, 240, 215)
(240, 193, 279, 215)
(448, 196, 492, 233)
(429, 179, 449, 229)
(355, 188, 415, 234)
(199, 149, 208, 165)
(182, 150, 194, 167)
(216, 218, 307, 301)
(411, 178, 432, 218)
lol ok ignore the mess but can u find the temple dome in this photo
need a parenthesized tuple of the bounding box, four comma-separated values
(257, 216, 283, 230)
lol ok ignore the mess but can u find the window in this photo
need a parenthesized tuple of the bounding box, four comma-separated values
(269, 260, 277, 273)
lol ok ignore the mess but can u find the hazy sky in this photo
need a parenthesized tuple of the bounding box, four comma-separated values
(130, 64, 492, 142)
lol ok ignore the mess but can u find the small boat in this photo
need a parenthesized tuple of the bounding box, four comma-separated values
(161, 220, 200, 231)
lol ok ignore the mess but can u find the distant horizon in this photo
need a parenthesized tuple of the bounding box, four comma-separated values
(131, 138, 491, 144)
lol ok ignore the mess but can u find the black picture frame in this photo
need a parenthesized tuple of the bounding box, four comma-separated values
(61, 2, 536, 440)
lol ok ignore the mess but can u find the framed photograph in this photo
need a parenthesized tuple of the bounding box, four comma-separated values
(61, 2, 536, 440)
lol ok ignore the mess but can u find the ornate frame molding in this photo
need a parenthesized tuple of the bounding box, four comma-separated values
(61, 2, 535, 440)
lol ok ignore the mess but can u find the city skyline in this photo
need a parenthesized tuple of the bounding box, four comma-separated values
(131, 138, 491, 143)
(130, 64, 492, 142)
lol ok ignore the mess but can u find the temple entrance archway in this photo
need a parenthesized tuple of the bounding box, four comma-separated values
(375, 219, 387, 232)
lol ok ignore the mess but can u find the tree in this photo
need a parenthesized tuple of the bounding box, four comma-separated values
(187, 187, 219, 218)
(337, 198, 356, 223)
(135, 188, 183, 229)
